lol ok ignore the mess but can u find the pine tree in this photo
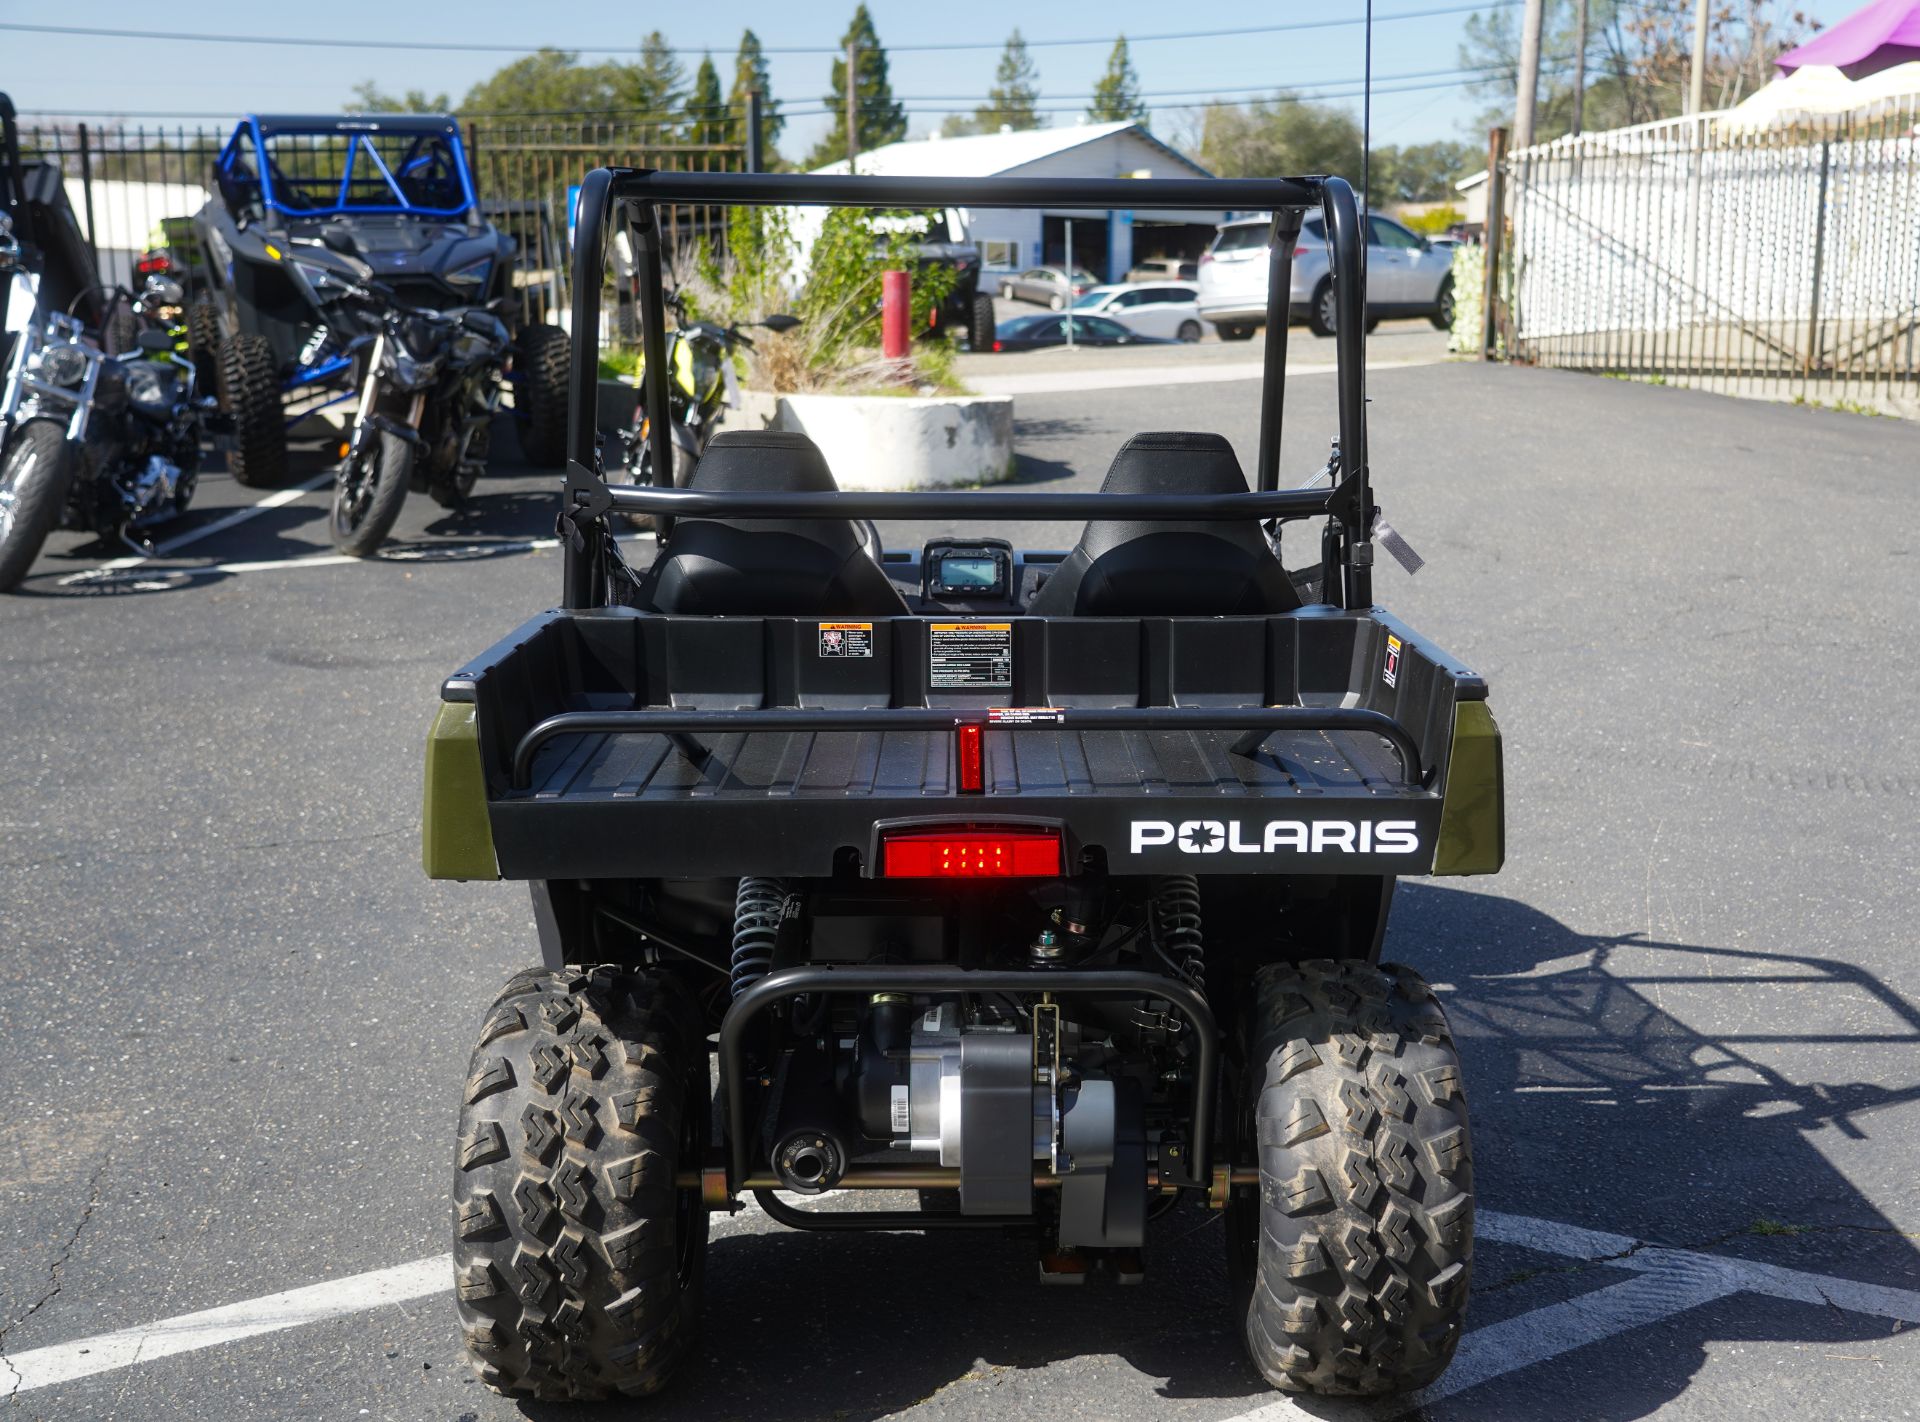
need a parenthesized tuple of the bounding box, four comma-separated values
(805, 5, 907, 169)
(686, 54, 726, 147)
(728, 29, 784, 160)
(1086, 36, 1149, 126)
(973, 29, 1042, 132)
(627, 31, 686, 119)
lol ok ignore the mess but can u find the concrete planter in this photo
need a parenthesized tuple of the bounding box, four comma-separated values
(734, 389, 1015, 490)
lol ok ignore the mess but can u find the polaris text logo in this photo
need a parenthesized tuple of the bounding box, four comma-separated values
(1130, 819, 1421, 856)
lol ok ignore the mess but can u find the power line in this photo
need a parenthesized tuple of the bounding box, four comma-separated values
(0, 4, 1520, 59)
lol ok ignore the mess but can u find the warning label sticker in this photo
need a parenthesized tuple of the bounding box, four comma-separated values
(818, 622, 873, 658)
(1383, 633, 1403, 689)
(890, 1084, 911, 1134)
(988, 707, 1065, 725)
(930, 622, 1013, 688)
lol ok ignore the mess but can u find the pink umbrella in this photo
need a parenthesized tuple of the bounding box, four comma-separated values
(1778, 0, 1920, 78)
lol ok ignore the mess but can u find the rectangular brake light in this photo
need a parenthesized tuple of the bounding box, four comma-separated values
(881, 828, 1062, 879)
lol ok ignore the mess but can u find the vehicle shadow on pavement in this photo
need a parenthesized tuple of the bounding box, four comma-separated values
(506, 884, 1920, 1422)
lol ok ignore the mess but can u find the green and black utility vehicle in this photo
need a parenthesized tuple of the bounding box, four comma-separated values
(426, 168, 1504, 1402)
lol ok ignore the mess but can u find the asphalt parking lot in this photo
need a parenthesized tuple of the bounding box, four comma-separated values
(2, 359, 1917, 1420)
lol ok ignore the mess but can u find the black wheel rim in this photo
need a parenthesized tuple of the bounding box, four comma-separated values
(332, 449, 375, 535)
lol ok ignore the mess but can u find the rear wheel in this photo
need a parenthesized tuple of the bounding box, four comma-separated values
(1308, 281, 1338, 339)
(187, 300, 223, 402)
(1216, 322, 1256, 342)
(454, 965, 708, 1401)
(515, 323, 571, 469)
(219, 332, 286, 487)
(330, 429, 411, 556)
(970, 292, 996, 351)
(1232, 959, 1472, 1396)
(1049, 294, 1065, 311)
(0, 420, 73, 592)
(1177, 319, 1203, 343)
(1431, 278, 1456, 331)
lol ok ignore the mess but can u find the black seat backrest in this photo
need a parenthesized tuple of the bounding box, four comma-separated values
(642, 429, 909, 617)
(1026, 431, 1301, 617)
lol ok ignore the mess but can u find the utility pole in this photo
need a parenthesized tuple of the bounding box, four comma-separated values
(1571, 0, 1589, 136)
(845, 39, 860, 174)
(1687, 0, 1711, 114)
(1513, 0, 1546, 149)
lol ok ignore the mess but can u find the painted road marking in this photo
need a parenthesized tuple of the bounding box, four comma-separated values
(50, 533, 657, 586)
(966, 354, 1449, 398)
(58, 474, 332, 585)
(3, 1256, 450, 1395)
(6, 1205, 1917, 1401)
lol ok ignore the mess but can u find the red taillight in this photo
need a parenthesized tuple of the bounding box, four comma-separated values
(1293, 245, 1309, 257)
(881, 829, 1063, 879)
(992, 340, 1002, 352)
(955, 724, 984, 793)
(135, 251, 171, 275)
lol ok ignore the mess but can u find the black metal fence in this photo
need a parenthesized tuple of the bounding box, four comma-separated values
(1497, 102, 1920, 414)
(13, 117, 746, 325)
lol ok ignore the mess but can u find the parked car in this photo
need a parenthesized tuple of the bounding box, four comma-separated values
(1126, 257, 1198, 282)
(990, 312, 1172, 352)
(1197, 212, 1455, 339)
(996, 265, 1097, 310)
(1070, 282, 1205, 342)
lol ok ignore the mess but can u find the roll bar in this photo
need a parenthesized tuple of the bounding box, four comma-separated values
(562, 169, 1373, 611)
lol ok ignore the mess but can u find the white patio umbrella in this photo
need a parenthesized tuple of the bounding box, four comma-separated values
(1721, 59, 1920, 129)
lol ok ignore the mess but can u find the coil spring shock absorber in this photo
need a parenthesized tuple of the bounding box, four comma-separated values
(730, 877, 786, 1000)
(1151, 875, 1206, 1002)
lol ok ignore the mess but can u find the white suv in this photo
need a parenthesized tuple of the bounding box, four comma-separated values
(1196, 213, 1456, 340)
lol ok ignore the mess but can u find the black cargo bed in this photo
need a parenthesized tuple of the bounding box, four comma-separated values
(445, 607, 1481, 879)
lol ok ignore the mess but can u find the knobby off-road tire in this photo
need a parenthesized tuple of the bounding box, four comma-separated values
(970, 292, 996, 351)
(515, 323, 570, 469)
(1235, 959, 1473, 1396)
(454, 966, 709, 1401)
(187, 300, 223, 401)
(219, 332, 285, 487)
(0, 420, 73, 593)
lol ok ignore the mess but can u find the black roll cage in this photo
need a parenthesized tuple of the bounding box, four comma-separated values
(560, 168, 1375, 612)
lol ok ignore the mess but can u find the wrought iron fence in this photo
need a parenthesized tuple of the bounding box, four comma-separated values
(1500, 102, 1920, 411)
(12, 117, 745, 326)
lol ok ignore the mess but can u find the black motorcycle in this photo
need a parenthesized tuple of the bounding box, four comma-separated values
(0, 227, 208, 591)
(317, 271, 513, 556)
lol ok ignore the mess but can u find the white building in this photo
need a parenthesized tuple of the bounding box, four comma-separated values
(809, 122, 1220, 282)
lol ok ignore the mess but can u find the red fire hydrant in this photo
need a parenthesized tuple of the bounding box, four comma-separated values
(881, 268, 910, 360)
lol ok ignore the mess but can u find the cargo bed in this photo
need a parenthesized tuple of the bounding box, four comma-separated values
(437, 604, 1495, 880)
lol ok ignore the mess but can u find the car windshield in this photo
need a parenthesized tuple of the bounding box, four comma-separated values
(998, 314, 1052, 335)
(1071, 289, 1113, 309)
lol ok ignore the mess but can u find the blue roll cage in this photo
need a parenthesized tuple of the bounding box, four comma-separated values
(216, 116, 478, 221)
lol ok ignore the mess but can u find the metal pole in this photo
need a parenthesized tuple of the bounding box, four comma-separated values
(745, 88, 764, 174)
(77, 122, 99, 269)
(1255, 210, 1304, 493)
(1481, 127, 1508, 361)
(1688, 0, 1711, 115)
(1064, 216, 1074, 346)
(563, 168, 613, 611)
(1806, 139, 1831, 374)
(1571, 0, 1589, 137)
(845, 40, 859, 175)
(1513, 0, 1546, 149)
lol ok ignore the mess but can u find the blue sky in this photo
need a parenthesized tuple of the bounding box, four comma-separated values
(1, 0, 1864, 153)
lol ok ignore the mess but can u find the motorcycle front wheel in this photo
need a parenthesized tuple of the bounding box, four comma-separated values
(330, 429, 411, 557)
(0, 419, 75, 593)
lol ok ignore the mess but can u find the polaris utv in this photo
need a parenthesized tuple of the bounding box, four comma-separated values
(426, 168, 1504, 1402)
(191, 114, 568, 486)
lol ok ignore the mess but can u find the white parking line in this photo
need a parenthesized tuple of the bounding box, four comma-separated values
(59, 474, 331, 584)
(53, 533, 656, 584)
(4, 1207, 1916, 1400)
(3, 1256, 449, 1395)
